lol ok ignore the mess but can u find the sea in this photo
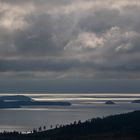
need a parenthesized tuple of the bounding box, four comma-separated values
(0, 93, 140, 132)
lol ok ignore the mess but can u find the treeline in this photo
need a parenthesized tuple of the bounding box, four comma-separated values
(0, 110, 140, 140)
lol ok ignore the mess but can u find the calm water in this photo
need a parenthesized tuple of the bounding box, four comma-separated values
(0, 93, 140, 132)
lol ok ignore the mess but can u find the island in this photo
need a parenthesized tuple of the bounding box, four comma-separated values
(105, 100, 115, 105)
(131, 99, 140, 103)
(0, 95, 71, 108)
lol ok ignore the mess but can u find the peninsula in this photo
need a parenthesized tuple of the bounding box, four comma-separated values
(0, 95, 71, 108)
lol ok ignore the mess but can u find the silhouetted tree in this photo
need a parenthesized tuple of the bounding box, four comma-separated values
(33, 128, 37, 133)
(50, 125, 53, 129)
(43, 125, 46, 131)
(78, 120, 81, 124)
(38, 126, 42, 132)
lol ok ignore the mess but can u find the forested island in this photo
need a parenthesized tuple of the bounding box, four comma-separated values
(0, 95, 71, 108)
(0, 110, 140, 140)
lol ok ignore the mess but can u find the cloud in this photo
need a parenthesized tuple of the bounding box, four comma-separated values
(0, 59, 82, 72)
(0, 1, 35, 30)
(0, 0, 140, 79)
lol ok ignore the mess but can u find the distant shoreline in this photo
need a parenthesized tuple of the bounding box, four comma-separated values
(0, 95, 71, 109)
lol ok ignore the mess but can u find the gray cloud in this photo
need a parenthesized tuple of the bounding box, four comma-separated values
(0, 59, 81, 72)
(0, 0, 140, 79)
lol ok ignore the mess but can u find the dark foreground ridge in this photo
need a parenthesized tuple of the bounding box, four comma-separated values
(0, 95, 71, 108)
(0, 110, 140, 140)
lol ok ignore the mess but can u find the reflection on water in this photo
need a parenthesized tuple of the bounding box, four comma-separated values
(0, 93, 140, 132)
(1, 93, 140, 103)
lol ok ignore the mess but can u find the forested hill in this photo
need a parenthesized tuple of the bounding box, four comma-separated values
(1, 110, 140, 140)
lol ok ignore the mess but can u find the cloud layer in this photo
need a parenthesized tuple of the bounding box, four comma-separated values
(0, 0, 140, 79)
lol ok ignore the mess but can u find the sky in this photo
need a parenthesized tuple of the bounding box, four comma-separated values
(0, 0, 140, 92)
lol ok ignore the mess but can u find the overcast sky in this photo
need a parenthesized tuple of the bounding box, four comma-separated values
(0, 0, 140, 92)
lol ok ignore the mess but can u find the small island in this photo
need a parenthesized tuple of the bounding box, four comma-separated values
(0, 95, 71, 108)
(105, 100, 115, 105)
(131, 99, 140, 104)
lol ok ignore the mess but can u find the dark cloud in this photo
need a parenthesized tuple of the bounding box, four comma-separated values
(0, 59, 81, 72)
(15, 14, 59, 56)
(79, 8, 120, 33)
(0, 0, 140, 79)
